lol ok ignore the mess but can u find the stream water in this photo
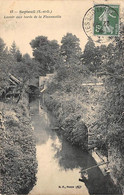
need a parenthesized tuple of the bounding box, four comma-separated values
(29, 98, 121, 195)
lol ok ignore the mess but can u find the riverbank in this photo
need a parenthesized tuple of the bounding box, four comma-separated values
(29, 98, 122, 195)
(43, 72, 124, 194)
(43, 92, 123, 194)
(0, 95, 37, 194)
(44, 93, 88, 150)
(43, 74, 107, 150)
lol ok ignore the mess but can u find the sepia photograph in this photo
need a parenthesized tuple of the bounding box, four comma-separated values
(0, 0, 124, 194)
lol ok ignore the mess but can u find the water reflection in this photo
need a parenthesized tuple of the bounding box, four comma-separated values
(29, 99, 122, 195)
(52, 135, 122, 195)
(30, 99, 57, 145)
(52, 134, 89, 170)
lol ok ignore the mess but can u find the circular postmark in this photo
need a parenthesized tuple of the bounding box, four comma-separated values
(82, 4, 120, 43)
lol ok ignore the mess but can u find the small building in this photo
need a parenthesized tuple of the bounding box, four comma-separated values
(4, 74, 22, 99)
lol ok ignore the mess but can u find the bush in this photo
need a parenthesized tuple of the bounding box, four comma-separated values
(44, 93, 88, 149)
(1, 102, 37, 194)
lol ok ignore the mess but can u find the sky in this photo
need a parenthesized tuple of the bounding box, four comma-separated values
(0, 0, 123, 56)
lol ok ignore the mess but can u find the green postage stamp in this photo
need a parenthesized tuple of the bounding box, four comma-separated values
(94, 5, 119, 36)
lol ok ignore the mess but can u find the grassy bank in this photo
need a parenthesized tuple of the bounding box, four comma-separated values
(43, 73, 106, 150)
(0, 96, 37, 194)
(44, 92, 88, 149)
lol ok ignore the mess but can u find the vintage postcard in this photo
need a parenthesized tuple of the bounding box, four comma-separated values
(0, 0, 124, 195)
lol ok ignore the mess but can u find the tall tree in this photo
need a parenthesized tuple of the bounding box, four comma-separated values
(15, 49, 22, 62)
(22, 53, 31, 64)
(30, 36, 60, 74)
(81, 38, 103, 73)
(60, 33, 82, 65)
(10, 41, 17, 57)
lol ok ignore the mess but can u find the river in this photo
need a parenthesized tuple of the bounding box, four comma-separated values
(29, 98, 121, 195)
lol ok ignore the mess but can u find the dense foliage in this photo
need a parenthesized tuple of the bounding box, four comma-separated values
(61, 33, 82, 64)
(0, 24, 123, 193)
(0, 39, 38, 194)
(1, 99, 37, 194)
(30, 36, 61, 74)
